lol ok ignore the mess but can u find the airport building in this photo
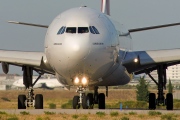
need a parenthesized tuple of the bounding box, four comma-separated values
(129, 64, 180, 88)
(144, 64, 180, 81)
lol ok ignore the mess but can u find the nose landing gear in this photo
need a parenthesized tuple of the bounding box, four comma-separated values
(72, 86, 105, 109)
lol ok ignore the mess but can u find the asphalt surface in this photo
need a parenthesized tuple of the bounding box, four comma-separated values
(0, 109, 179, 115)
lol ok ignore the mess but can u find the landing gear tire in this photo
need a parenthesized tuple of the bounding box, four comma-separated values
(87, 93, 94, 109)
(166, 93, 173, 110)
(35, 94, 43, 109)
(73, 96, 80, 109)
(98, 93, 105, 109)
(149, 93, 156, 110)
(82, 95, 89, 109)
(94, 93, 98, 104)
(18, 95, 26, 109)
(82, 93, 94, 109)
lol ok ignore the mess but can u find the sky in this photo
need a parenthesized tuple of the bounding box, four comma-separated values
(1, 0, 180, 74)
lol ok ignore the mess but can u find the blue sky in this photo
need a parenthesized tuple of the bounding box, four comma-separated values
(1, 0, 180, 74)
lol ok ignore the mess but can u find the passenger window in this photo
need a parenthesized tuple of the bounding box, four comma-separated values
(66, 27, 76, 33)
(92, 26, 100, 34)
(78, 27, 89, 33)
(89, 26, 95, 34)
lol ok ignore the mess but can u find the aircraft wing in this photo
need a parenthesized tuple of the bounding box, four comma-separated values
(129, 22, 180, 32)
(0, 50, 54, 74)
(8, 21, 48, 28)
(122, 49, 180, 74)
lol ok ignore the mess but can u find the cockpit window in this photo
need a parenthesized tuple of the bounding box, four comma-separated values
(61, 27, 66, 34)
(89, 26, 95, 34)
(92, 26, 100, 34)
(78, 27, 89, 33)
(57, 26, 66, 35)
(66, 27, 76, 33)
(89, 26, 100, 34)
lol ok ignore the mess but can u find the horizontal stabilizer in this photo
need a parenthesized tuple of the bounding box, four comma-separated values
(129, 22, 180, 32)
(8, 21, 48, 28)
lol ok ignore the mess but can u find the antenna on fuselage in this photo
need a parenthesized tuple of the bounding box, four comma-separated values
(101, 0, 110, 15)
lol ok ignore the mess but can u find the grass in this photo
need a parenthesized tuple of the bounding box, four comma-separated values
(36, 117, 43, 120)
(61, 100, 73, 109)
(96, 111, 106, 117)
(72, 114, 79, 119)
(148, 111, 162, 116)
(1, 97, 11, 101)
(49, 103, 56, 109)
(20, 111, 30, 115)
(161, 113, 178, 120)
(138, 114, 145, 119)
(0, 111, 7, 114)
(44, 111, 56, 115)
(79, 115, 88, 120)
(0, 111, 178, 120)
(121, 116, 129, 120)
(110, 111, 119, 117)
(128, 111, 137, 115)
(7, 115, 19, 120)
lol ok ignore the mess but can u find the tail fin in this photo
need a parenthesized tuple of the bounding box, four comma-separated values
(101, 0, 110, 15)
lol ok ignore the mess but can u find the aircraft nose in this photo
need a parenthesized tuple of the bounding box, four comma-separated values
(63, 36, 90, 61)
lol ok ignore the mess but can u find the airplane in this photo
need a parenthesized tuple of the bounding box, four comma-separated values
(1, 0, 180, 110)
(12, 78, 64, 90)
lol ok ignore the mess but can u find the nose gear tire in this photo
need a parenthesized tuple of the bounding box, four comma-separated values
(18, 95, 26, 109)
(73, 96, 80, 109)
(35, 94, 43, 109)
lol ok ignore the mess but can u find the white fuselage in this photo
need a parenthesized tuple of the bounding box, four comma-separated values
(45, 7, 132, 86)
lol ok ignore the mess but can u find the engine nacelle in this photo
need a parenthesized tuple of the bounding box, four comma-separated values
(2, 62, 9, 74)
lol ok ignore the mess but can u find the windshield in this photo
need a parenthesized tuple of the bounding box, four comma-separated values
(66, 27, 76, 33)
(78, 27, 89, 33)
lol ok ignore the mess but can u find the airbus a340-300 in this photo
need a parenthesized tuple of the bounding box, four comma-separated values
(2, 0, 180, 110)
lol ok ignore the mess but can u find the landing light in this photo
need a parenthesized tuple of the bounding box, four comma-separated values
(74, 77, 79, 84)
(134, 58, 138, 63)
(44, 59, 47, 63)
(82, 77, 87, 85)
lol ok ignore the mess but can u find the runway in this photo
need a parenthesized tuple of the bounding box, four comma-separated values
(0, 109, 179, 115)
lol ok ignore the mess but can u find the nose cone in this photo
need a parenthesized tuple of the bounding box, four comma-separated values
(63, 36, 90, 61)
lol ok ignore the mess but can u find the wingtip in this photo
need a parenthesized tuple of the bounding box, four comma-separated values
(7, 21, 19, 24)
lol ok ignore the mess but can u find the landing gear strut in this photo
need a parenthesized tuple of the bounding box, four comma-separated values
(72, 86, 105, 109)
(147, 64, 173, 110)
(18, 66, 44, 109)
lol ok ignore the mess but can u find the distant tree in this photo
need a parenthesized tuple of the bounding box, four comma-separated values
(136, 76, 149, 101)
(167, 79, 173, 93)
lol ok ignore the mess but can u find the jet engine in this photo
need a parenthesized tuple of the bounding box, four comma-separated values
(1, 62, 9, 74)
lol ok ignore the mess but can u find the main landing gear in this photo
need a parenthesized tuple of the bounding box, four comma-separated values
(72, 86, 106, 109)
(146, 64, 173, 110)
(18, 66, 43, 109)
